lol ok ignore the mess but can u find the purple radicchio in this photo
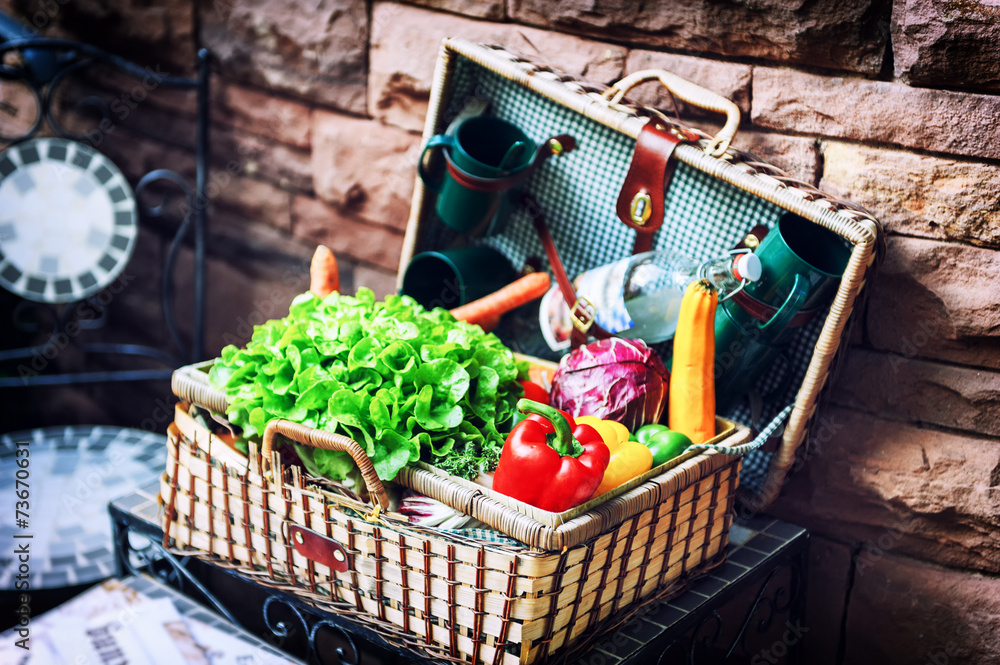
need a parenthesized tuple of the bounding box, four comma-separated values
(549, 338, 670, 431)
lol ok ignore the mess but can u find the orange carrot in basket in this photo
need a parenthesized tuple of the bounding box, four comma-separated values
(309, 245, 339, 297)
(449, 272, 551, 327)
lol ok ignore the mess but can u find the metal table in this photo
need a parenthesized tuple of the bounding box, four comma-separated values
(0, 426, 164, 591)
(110, 480, 808, 665)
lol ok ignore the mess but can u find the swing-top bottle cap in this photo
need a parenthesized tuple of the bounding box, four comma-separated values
(733, 253, 762, 282)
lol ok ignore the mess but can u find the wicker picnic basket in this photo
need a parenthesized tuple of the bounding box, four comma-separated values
(161, 38, 881, 664)
(164, 369, 752, 664)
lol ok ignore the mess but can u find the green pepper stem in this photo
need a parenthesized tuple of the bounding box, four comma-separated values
(516, 399, 579, 457)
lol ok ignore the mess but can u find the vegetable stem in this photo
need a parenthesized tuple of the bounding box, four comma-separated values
(516, 398, 579, 457)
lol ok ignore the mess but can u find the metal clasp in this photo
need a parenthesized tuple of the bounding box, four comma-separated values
(630, 191, 652, 226)
(713, 249, 753, 303)
(570, 297, 597, 334)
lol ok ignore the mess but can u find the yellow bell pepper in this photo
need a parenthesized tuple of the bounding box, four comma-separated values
(576, 416, 653, 498)
(576, 416, 628, 449)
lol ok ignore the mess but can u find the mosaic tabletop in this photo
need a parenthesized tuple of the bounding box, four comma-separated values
(0, 425, 165, 590)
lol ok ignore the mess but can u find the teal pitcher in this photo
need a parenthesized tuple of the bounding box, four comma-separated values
(714, 213, 852, 411)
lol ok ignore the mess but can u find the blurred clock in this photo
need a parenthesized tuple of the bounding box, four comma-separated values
(0, 137, 137, 303)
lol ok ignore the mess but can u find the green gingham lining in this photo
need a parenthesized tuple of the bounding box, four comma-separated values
(418, 55, 837, 495)
(440, 527, 524, 547)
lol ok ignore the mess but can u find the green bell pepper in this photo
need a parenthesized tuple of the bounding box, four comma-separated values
(634, 424, 693, 466)
(633, 423, 670, 444)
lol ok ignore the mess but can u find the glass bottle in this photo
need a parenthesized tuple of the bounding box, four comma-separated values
(539, 250, 761, 350)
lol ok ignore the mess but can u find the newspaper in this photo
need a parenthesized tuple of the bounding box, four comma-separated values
(0, 578, 296, 664)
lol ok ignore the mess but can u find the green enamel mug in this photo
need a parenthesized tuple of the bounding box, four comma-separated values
(400, 247, 517, 311)
(418, 116, 535, 234)
(714, 213, 853, 410)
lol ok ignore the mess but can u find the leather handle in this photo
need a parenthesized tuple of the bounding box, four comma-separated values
(602, 69, 741, 156)
(262, 419, 390, 511)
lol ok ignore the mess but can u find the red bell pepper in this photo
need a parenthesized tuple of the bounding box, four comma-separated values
(518, 379, 550, 405)
(493, 399, 610, 512)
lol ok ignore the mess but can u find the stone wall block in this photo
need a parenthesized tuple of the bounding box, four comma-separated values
(830, 348, 1000, 437)
(97, 127, 198, 184)
(771, 407, 1000, 574)
(399, 0, 503, 19)
(820, 142, 1000, 249)
(892, 0, 1000, 91)
(311, 111, 420, 232)
(173, 238, 307, 354)
(292, 195, 404, 272)
(509, 0, 887, 74)
(865, 237, 1000, 370)
(199, 0, 368, 113)
(216, 83, 312, 149)
(350, 264, 400, 299)
(753, 68, 1000, 160)
(115, 100, 199, 151)
(208, 173, 292, 232)
(369, 2, 627, 131)
(68, 71, 313, 150)
(214, 127, 314, 193)
(732, 132, 820, 185)
(845, 553, 1000, 664)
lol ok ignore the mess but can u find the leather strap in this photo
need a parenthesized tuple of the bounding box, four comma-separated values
(616, 122, 698, 254)
(520, 123, 695, 348)
(444, 135, 577, 193)
(735, 224, 769, 251)
(729, 289, 821, 328)
(522, 195, 614, 348)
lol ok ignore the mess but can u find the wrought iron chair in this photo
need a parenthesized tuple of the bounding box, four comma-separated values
(0, 11, 210, 606)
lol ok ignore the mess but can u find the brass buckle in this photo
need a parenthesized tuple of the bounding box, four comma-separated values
(630, 191, 652, 226)
(570, 297, 596, 334)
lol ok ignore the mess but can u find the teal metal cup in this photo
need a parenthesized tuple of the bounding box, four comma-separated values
(400, 247, 517, 311)
(418, 116, 535, 234)
(714, 213, 853, 410)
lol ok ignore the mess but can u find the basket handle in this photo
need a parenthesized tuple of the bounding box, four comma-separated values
(602, 69, 741, 157)
(687, 404, 795, 456)
(262, 419, 390, 511)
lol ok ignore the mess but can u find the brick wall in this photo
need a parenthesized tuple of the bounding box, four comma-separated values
(4, 0, 999, 662)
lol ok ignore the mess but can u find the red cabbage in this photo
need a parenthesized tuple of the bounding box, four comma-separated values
(549, 338, 670, 431)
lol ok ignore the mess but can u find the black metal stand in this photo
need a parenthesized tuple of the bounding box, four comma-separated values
(0, 20, 210, 387)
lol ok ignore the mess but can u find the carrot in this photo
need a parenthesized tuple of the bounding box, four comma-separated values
(309, 245, 339, 297)
(477, 313, 503, 333)
(449, 272, 551, 327)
